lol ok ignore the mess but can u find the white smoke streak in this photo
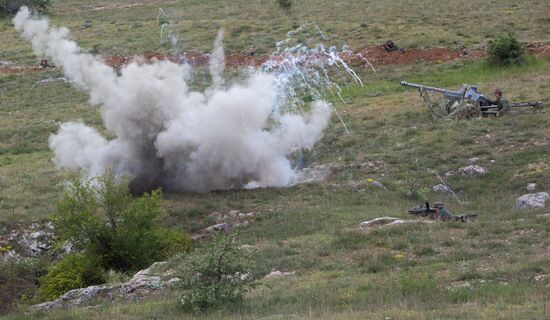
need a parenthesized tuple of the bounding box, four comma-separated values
(13, 7, 332, 192)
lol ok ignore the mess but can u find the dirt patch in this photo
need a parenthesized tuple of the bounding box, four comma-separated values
(0, 66, 44, 74)
(3, 44, 549, 75)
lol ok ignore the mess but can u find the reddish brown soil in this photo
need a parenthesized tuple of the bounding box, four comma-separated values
(2, 44, 549, 75)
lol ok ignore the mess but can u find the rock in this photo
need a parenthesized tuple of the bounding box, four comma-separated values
(359, 217, 400, 228)
(205, 223, 229, 233)
(432, 184, 452, 194)
(227, 210, 239, 218)
(264, 270, 295, 278)
(468, 157, 481, 164)
(447, 165, 487, 176)
(234, 220, 250, 228)
(458, 165, 487, 176)
(514, 192, 549, 210)
(31, 261, 173, 311)
(526, 183, 537, 192)
(359, 217, 434, 229)
(370, 181, 386, 190)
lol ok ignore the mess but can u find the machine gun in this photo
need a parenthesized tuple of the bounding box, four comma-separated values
(408, 201, 437, 219)
(401, 81, 545, 119)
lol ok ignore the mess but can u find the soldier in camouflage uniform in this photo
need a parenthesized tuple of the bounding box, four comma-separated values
(490, 89, 510, 116)
(433, 202, 463, 222)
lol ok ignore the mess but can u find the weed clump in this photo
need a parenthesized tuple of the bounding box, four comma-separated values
(37, 254, 105, 302)
(276, 0, 292, 12)
(177, 234, 254, 312)
(488, 31, 525, 66)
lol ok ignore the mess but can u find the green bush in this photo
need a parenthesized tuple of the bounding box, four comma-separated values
(52, 173, 191, 273)
(0, 0, 50, 17)
(487, 31, 525, 65)
(37, 254, 105, 302)
(177, 234, 254, 312)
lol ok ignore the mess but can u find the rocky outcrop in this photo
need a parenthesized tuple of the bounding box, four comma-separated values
(446, 165, 487, 177)
(432, 184, 453, 194)
(31, 261, 177, 311)
(514, 192, 549, 210)
(0, 223, 56, 260)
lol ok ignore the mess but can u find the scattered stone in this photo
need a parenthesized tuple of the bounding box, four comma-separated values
(1, 223, 55, 259)
(446, 165, 487, 177)
(432, 184, 453, 194)
(514, 192, 549, 210)
(467, 157, 481, 164)
(370, 180, 386, 190)
(264, 270, 295, 278)
(205, 223, 230, 233)
(458, 165, 487, 176)
(234, 220, 250, 228)
(535, 274, 548, 282)
(227, 210, 239, 218)
(526, 183, 537, 192)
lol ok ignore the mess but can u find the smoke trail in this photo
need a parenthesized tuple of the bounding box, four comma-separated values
(13, 7, 332, 193)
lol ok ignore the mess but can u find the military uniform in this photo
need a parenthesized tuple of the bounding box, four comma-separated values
(497, 97, 510, 114)
(433, 202, 461, 222)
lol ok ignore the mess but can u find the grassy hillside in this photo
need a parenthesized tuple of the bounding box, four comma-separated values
(1, 0, 550, 319)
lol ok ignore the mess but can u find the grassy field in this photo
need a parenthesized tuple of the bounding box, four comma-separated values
(1, 0, 550, 318)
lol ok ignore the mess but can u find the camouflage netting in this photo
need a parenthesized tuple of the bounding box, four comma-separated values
(420, 89, 481, 120)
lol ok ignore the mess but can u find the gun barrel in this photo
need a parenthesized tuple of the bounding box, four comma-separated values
(400, 81, 458, 95)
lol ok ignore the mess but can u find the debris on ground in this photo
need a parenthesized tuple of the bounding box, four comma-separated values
(526, 183, 537, 191)
(514, 192, 549, 210)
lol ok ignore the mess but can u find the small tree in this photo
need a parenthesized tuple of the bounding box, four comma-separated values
(53, 173, 191, 273)
(0, 0, 50, 17)
(487, 31, 525, 66)
(177, 234, 254, 312)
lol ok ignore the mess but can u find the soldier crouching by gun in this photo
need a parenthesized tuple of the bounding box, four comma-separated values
(408, 201, 477, 222)
(487, 89, 510, 117)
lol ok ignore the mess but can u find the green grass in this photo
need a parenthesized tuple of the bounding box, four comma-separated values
(1, 0, 550, 318)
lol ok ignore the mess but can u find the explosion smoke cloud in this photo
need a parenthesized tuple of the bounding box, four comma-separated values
(13, 7, 332, 192)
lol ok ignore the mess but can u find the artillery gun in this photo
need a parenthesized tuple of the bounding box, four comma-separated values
(401, 81, 544, 119)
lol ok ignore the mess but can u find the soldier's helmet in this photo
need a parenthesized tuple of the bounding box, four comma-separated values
(433, 202, 444, 208)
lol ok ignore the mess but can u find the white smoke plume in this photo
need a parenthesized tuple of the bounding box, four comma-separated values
(13, 7, 332, 192)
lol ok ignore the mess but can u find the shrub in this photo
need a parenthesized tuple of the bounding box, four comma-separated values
(0, 258, 46, 314)
(177, 234, 254, 312)
(0, 0, 50, 17)
(52, 173, 191, 273)
(276, 0, 292, 11)
(37, 254, 105, 302)
(487, 31, 525, 66)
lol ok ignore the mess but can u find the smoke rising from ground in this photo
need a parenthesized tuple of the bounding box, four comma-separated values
(13, 7, 332, 192)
